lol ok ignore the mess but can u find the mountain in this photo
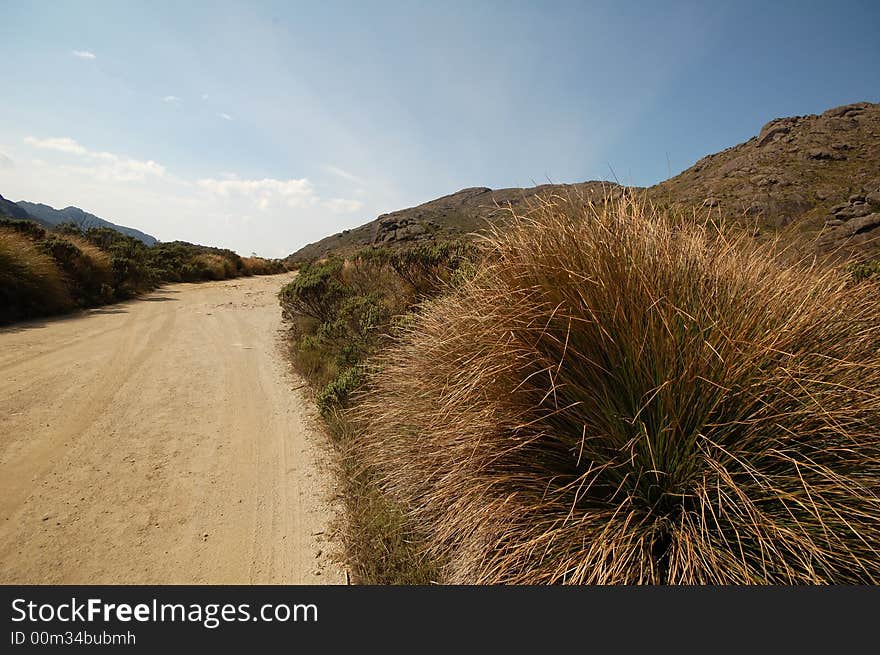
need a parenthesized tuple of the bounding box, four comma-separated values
(0, 193, 48, 225)
(286, 101, 880, 264)
(16, 201, 158, 246)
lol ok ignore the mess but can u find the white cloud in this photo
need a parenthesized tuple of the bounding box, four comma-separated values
(24, 136, 87, 155)
(163, 95, 181, 104)
(6, 137, 381, 258)
(198, 176, 316, 209)
(23, 135, 166, 182)
(201, 93, 209, 101)
(0, 151, 13, 169)
(323, 198, 364, 213)
(72, 50, 96, 60)
(218, 113, 233, 121)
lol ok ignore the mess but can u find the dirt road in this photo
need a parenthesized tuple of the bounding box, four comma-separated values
(0, 273, 344, 584)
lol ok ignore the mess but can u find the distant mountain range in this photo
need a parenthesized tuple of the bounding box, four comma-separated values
(286, 101, 880, 264)
(0, 194, 34, 223)
(14, 201, 158, 246)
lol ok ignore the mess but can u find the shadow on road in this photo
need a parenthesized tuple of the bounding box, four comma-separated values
(0, 291, 179, 334)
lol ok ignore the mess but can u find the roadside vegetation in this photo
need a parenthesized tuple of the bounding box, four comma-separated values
(0, 218, 285, 324)
(283, 194, 880, 584)
(279, 241, 475, 583)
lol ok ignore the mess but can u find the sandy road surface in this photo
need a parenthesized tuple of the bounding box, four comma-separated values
(0, 273, 344, 583)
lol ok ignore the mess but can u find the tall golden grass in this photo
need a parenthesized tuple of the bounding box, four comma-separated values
(0, 227, 72, 321)
(59, 233, 114, 297)
(193, 253, 231, 280)
(355, 195, 880, 584)
(241, 256, 283, 276)
(62, 234, 113, 278)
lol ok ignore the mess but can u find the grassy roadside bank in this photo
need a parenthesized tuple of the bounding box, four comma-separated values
(0, 219, 286, 324)
(279, 242, 475, 583)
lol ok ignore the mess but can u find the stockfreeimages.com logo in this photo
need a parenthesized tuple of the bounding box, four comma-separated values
(11, 597, 318, 630)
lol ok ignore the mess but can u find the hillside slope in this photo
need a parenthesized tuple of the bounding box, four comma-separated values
(17, 201, 158, 246)
(287, 181, 627, 262)
(286, 101, 880, 263)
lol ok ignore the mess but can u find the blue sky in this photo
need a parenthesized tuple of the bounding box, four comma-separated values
(1, 0, 878, 256)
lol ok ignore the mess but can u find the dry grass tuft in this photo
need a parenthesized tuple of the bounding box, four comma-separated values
(241, 256, 284, 276)
(193, 253, 231, 280)
(355, 194, 880, 584)
(0, 228, 72, 321)
(62, 234, 113, 277)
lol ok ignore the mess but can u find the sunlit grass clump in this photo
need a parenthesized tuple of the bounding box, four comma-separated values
(193, 252, 234, 280)
(40, 233, 114, 306)
(355, 195, 880, 584)
(0, 227, 72, 322)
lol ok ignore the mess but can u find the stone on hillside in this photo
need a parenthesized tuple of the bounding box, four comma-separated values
(836, 204, 874, 220)
(826, 212, 880, 241)
(822, 103, 870, 119)
(394, 223, 427, 240)
(845, 212, 880, 236)
(757, 117, 798, 147)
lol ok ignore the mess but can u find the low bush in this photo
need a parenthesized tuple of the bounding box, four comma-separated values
(386, 241, 477, 298)
(316, 367, 364, 416)
(280, 258, 349, 324)
(850, 258, 880, 282)
(354, 196, 880, 584)
(0, 218, 47, 240)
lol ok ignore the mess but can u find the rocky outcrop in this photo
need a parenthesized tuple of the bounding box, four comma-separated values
(651, 101, 880, 258)
(373, 214, 435, 244)
(819, 185, 880, 256)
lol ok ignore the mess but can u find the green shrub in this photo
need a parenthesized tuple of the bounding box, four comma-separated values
(241, 256, 284, 275)
(850, 258, 880, 282)
(388, 242, 476, 298)
(279, 258, 349, 323)
(316, 367, 364, 416)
